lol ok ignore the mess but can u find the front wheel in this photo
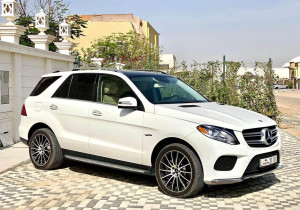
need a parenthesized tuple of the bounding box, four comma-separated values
(29, 128, 64, 170)
(155, 143, 204, 198)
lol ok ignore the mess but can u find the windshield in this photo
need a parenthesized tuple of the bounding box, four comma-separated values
(129, 74, 208, 104)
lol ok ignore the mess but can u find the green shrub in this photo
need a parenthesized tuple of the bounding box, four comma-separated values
(169, 61, 281, 123)
(288, 82, 293, 89)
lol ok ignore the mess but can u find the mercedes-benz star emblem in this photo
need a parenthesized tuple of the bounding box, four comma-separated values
(261, 128, 272, 145)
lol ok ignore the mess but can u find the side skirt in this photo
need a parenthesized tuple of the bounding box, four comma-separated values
(63, 149, 154, 176)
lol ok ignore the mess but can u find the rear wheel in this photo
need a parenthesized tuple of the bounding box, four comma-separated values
(155, 143, 204, 198)
(29, 128, 63, 170)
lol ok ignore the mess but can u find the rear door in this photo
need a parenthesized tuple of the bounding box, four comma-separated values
(46, 73, 97, 153)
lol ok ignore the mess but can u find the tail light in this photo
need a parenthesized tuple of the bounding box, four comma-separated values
(21, 104, 27, 116)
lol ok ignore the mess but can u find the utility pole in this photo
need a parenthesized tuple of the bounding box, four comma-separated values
(149, 54, 152, 69)
(78, 56, 81, 68)
(223, 55, 226, 103)
(269, 58, 272, 79)
(269, 58, 273, 89)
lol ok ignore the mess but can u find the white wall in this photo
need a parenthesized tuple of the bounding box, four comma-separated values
(0, 40, 74, 145)
(160, 54, 177, 69)
(273, 68, 289, 79)
(237, 67, 289, 79)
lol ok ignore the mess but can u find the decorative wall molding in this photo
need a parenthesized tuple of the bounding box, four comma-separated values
(0, 40, 74, 62)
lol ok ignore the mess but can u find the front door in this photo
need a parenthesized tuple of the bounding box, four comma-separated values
(89, 74, 144, 164)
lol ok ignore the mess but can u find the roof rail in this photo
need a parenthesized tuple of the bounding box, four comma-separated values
(74, 67, 119, 72)
(52, 70, 60, 73)
(135, 69, 168, 74)
(70, 68, 168, 75)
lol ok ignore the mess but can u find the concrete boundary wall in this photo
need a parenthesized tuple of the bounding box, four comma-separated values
(0, 40, 74, 145)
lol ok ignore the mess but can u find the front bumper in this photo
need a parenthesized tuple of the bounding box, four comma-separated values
(207, 163, 284, 185)
(185, 129, 283, 185)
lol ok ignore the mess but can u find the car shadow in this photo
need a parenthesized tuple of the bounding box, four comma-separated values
(64, 160, 280, 198)
(194, 173, 281, 198)
(64, 160, 157, 188)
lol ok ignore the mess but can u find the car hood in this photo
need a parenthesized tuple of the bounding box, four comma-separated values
(155, 102, 276, 132)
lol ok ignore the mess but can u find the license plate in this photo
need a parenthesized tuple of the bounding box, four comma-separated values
(259, 155, 277, 167)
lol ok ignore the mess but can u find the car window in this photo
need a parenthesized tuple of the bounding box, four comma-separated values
(97, 75, 135, 105)
(53, 74, 97, 101)
(159, 82, 196, 101)
(52, 76, 72, 98)
(30, 76, 61, 96)
(69, 74, 97, 101)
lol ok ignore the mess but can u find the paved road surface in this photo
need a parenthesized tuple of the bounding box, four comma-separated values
(0, 131, 299, 210)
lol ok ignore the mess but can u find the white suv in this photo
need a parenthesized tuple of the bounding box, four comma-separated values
(19, 69, 283, 197)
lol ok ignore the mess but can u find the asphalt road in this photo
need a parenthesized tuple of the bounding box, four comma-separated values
(275, 89, 300, 139)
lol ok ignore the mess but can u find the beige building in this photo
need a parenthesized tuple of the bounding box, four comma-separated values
(72, 14, 159, 51)
(286, 56, 300, 79)
(281, 56, 300, 89)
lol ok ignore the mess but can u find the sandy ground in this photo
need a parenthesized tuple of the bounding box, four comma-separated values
(275, 89, 300, 139)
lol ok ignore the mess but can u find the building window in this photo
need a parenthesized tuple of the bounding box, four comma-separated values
(0, 71, 9, 104)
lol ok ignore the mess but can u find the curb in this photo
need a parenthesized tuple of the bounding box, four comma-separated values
(0, 159, 30, 175)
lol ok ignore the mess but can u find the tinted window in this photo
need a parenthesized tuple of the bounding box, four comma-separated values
(97, 75, 136, 105)
(30, 76, 60, 96)
(53, 76, 72, 98)
(69, 74, 97, 101)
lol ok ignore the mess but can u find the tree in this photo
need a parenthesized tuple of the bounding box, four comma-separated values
(2, 0, 87, 51)
(82, 31, 161, 69)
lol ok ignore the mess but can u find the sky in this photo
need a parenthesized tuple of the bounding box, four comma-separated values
(1, 0, 300, 67)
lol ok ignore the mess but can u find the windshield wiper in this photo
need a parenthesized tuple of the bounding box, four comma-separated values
(157, 100, 207, 104)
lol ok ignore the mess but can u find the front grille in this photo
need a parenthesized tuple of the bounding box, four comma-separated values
(242, 126, 278, 147)
(243, 150, 279, 176)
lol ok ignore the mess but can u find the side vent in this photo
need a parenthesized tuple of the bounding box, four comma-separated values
(179, 105, 201, 108)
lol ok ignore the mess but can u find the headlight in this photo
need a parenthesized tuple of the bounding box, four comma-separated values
(197, 125, 239, 145)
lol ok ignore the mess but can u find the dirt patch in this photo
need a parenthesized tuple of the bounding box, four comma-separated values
(275, 89, 300, 139)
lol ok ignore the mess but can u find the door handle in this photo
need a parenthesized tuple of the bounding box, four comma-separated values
(50, 104, 58, 110)
(92, 110, 102, 116)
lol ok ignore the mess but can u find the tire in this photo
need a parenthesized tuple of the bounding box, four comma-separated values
(155, 143, 204, 198)
(29, 128, 64, 170)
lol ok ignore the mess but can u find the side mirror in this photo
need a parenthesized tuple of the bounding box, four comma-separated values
(118, 97, 138, 109)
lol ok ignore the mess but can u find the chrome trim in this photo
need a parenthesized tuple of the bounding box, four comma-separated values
(246, 136, 278, 145)
(243, 126, 278, 147)
(92, 109, 102, 116)
(243, 132, 262, 137)
(206, 163, 284, 185)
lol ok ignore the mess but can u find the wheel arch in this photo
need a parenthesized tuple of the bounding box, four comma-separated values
(151, 137, 201, 167)
(28, 122, 54, 141)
